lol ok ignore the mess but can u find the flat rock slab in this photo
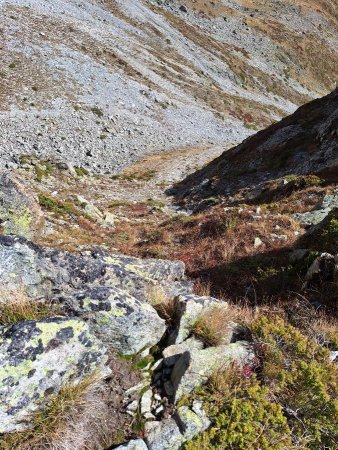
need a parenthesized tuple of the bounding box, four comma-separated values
(0, 317, 108, 433)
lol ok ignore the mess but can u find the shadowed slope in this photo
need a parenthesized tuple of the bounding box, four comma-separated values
(171, 88, 338, 206)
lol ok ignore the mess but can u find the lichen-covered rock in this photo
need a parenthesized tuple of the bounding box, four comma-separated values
(114, 439, 148, 450)
(0, 317, 108, 433)
(0, 235, 191, 303)
(171, 341, 254, 401)
(0, 172, 45, 239)
(59, 286, 166, 355)
(176, 402, 211, 441)
(145, 402, 210, 450)
(169, 294, 228, 344)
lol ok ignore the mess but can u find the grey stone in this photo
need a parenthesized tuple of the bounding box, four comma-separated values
(0, 317, 108, 433)
(176, 404, 211, 440)
(171, 341, 254, 401)
(141, 389, 153, 415)
(162, 337, 203, 367)
(115, 439, 148, 450)
(145, 418, 183, 450)
(293, 191, 338, 226)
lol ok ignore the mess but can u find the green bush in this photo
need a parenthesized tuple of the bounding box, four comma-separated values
(252, 316, 338, 449)
(184, 367, 292, 450)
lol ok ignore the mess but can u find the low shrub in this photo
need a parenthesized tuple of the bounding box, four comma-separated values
(185, 315, 338, 450)
(184, 366, 292, 450)
(252, 316, 338, 449)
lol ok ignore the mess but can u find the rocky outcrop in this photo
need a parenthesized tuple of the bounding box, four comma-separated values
(0, 231, 255, 445)
(0, 172, 45, 239)
(0, 317, 107, 433)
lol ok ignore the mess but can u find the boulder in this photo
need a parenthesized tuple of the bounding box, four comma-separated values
(0, 172, 45, 239)
(0, 235, 190, 302)
(162, 337, 203, 367)
(171, 341, 254, 401)
(0, 317, 108, 433)
(61, 286, 166, 355)
(169, 294, 227, 344)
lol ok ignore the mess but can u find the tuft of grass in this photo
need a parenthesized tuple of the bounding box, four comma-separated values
(145, 285, 177, 326)
(91, 106, 103, 117)
(191, 306, 232, 347)
(75, 167, 89, 177)
(144, 199, 165, 208)
(109, 200, 132, 209)
(111, 170, 157, 182)
(0, 286, 60, 325)
(9, 62, 16, 69)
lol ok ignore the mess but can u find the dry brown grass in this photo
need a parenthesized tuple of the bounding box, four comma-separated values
(0, 373, 116, 450)
(0, 286, 61, 325)
(145, 284, 178, 326)
(192, 306, 234, 346)
(191, 303, 256, 347)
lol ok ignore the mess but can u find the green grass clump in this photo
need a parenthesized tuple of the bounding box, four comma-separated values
(75, 167, 89, 177)
(91, 106, 104, 117)
(252, 316, 338, 449)
(38, 194, 81, 218)
(34, 161, 53, 182)
(144, 199, 165, 208)
(111, 170, 157, 182)
(109, 200, 132, 209)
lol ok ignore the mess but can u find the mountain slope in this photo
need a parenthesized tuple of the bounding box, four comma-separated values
(172, 87, 338, 205)
(0, 0, 337, 172)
